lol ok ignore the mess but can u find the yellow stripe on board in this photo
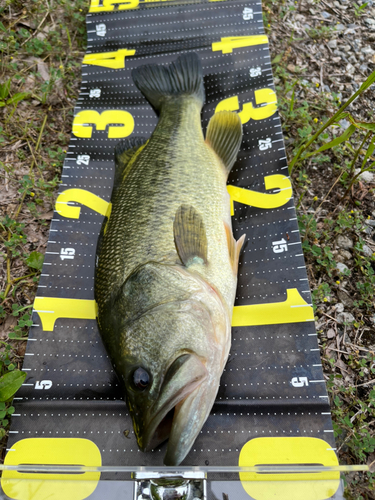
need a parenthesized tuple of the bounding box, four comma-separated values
(34, 297, 98, 331)
(89, 0, 179, 12)
(212, 35, 268, 54)
(239, 437, 339, 499)
(232, 288, 314, 327)
(2, 438, 101, 500)
(33, 290, 312, 332)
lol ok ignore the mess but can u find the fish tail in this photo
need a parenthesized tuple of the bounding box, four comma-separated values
(132, 53, 205, 111)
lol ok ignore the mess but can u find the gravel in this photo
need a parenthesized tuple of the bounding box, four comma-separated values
(336, 235, 354, 249)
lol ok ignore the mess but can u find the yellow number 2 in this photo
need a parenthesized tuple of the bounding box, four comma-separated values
(227, 174, 292, 215)
(55, 189, 111, 219)
(72, 110, 134, 139)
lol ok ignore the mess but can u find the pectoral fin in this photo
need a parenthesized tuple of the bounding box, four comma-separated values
(174, 205, 208, 267)
(205, 111, 242, 173)
(224, 222, 245, 274)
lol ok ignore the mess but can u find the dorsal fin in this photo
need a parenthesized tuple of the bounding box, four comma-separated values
(173, 205, 208, 267)
(224, 222, 246, 274)
(205, 111, 242, 173)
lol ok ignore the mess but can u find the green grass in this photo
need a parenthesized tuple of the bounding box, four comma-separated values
(0, 0, 88, 455)
(265, 1, 375, 497)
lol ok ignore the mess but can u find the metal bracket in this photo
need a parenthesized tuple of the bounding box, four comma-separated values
(133, 471, 207, 500)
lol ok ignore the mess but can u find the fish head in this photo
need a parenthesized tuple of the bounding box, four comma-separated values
(108, 262, 231, 465)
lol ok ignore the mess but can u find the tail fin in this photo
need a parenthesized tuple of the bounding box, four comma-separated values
(132, 53, 205, 111)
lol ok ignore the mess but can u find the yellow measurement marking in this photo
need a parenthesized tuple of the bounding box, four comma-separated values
(212, 35, 268, 54)
(2, 438, 101, 500)
(227, 174, 292, 215)
(83, 49, 136, 69)
(33, 289, 311, 331)
(34, 297, 98, 332)
(232, 289, 314, 327)
(89, 0, 139, 12)
(72, 110, 134, 139)
(55, 189, 110, 219)
(216, 89, 277, 123)
(239, 437, 339, 499)
(89, 0, 178, 11)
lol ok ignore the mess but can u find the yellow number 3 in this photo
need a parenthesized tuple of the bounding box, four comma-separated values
(216, 89, 277, 123)
(72, 110, 134, 139)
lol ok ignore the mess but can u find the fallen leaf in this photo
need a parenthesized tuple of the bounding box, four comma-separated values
(37, 60, 49, 82)
(0, 315, 18, 340)
(39, 210, 54, 220)
(327, 329, 335, 339)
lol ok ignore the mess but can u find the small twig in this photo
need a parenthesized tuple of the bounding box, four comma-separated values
(354, 379, 375, 388)
(326, 347, 351, 355)
(19, 54, 49, 75)
(320, 64, 324, 92)
(320, 311, 339, 323)
(315, 171, 343, 214)
(2, 237, 12, 305)
(349, 130, 371, 179)
(337, 429, 355, 453)
(20, 9, 50, 47)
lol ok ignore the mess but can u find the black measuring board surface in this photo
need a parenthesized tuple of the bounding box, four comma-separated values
(1, 1, 343, 499)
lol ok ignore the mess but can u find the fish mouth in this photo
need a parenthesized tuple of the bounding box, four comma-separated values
(138, 353, 208, 460)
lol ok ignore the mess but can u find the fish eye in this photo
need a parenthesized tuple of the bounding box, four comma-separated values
(132, 367, 150, 391)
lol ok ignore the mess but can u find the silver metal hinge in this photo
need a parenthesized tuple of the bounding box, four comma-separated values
(133, 471, 207, 500)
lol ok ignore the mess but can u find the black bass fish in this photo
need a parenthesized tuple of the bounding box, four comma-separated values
(95, 53, 244, 466)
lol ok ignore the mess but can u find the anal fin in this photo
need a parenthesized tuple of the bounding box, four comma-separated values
(224, 222, 245, 274)
(174, 205, 208, 267)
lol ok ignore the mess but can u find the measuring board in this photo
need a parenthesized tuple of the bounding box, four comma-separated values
(1, 1, 344, 499)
